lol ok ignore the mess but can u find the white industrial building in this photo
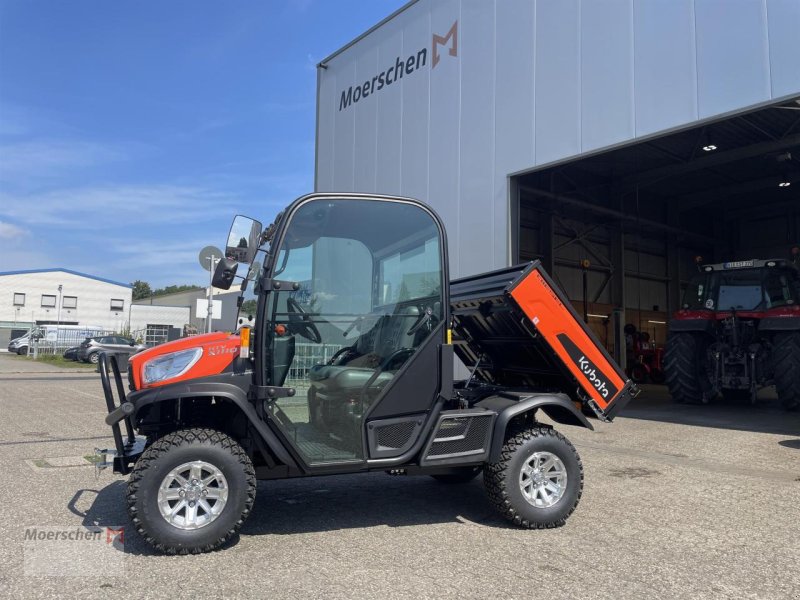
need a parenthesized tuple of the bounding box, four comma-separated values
(0, 268, 191, 348)
(0, 268, 132, 345)
(315, 0, 800, 364)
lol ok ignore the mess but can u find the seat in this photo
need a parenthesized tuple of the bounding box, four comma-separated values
(308, 305, 421, 397)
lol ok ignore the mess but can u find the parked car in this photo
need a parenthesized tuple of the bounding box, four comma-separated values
(78, 336, 146, 364)
(63, 346, 80, 361)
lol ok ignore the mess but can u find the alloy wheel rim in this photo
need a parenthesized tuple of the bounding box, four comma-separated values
(519, 451, 568, 508)
(157, 460, 229, 530)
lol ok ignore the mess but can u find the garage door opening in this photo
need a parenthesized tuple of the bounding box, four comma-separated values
(511, 97, 800, 380)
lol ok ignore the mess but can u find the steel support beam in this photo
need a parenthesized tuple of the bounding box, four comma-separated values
(519, 185, 714, 244)
(619, 133, 800, 189)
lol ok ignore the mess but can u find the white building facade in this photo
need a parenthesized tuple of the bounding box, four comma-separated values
(0, 269, 133, 344)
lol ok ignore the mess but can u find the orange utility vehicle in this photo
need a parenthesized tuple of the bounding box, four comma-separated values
(97, 194, 635, 554)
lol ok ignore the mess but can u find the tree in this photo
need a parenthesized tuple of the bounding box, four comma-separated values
(131, 281, 203, 300)
(240, 299, 257, 317)
(131, 280, 152, 300)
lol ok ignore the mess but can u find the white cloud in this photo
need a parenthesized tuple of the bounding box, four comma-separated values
(0, 139, 129, 179)
(0, 184, 239, 229)
(0, 221, 28, 240)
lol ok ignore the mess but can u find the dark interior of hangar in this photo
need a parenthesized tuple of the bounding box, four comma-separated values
(511, 97, 800, 371)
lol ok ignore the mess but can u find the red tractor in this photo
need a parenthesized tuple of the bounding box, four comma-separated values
(664, 258, 800, 409)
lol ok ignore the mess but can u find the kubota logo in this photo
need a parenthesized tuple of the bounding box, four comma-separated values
(556, 333, 619, 402)
(578, 355, 609, 398)
(338, 20, 459, 111)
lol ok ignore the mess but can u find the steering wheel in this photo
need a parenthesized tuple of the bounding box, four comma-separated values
(287, 297, 322, 344)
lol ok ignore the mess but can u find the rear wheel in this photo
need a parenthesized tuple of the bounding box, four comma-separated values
(431, 466, 482, 484)
(484, 427, 583, 528)
(664, 333, 714, 404)
(127, 428, 256, 554)
(773, 331, 800, 411)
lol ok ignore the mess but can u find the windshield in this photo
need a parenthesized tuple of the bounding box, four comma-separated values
(683, 267, 800, 311)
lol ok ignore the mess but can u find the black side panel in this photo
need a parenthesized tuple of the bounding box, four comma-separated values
(669, 319, 715, 333)
(365, 323, 443, 420)
(366, 414, 425, 459)
(759, 316, 800, 332)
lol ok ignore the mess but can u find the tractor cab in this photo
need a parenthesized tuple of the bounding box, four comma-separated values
(680, 259, 800, 314)
(252, 196, 446, 465)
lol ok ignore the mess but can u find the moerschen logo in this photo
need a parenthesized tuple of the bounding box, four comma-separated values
(338, 20, 458, 111)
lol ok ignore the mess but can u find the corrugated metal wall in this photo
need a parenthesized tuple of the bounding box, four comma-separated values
(316, 0, 800, 278)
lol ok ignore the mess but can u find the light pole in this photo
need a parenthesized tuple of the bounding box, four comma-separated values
(56, 284, 63, 328)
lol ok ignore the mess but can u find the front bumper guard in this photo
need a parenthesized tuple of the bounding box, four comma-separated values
(97, 353, 145, 475)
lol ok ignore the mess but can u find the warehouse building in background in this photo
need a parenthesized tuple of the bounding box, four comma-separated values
(0, 268, 190, 348)
(315, 0, 800, 365)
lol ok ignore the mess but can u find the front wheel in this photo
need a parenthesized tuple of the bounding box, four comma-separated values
(484, 427, 583, 528)
(88, 352, 100, 364)
(127, 428, 256, 554)
(773, 331, 800, 411)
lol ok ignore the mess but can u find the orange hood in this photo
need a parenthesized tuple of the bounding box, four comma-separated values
(129, 331, 242, 390)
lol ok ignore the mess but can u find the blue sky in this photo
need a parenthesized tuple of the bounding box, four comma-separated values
(0, 0, 405, 287)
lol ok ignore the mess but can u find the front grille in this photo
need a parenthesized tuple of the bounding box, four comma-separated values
(375, 421, 416, 449)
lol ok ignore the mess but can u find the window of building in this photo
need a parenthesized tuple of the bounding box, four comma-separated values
(62, 296, 78, 309)
(110, 299, 125, 311)
(13, 293, 25, 306)
(41, 295, 56, 308)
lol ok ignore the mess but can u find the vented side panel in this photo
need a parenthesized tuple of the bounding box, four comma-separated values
(366, 415, 425, 459)
(421, 411, 495, 466)
(376, 421, 417, 449)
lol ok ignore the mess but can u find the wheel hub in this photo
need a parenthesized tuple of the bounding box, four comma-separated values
(157, 460, 229, 530)
(519, 451, 568, 509)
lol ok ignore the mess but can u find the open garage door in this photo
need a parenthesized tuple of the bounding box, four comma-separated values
(511, 97, 800, 380)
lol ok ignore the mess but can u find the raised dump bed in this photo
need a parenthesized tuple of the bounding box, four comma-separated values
(450, 261, 636, 420)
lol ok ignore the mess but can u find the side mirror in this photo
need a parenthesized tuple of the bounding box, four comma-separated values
(225, 215, 263, 264)
(212, 257, 239, 290)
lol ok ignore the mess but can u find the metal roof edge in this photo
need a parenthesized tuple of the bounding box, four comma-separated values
(0, 268, 132, 289)
(318, 0, 421, 67)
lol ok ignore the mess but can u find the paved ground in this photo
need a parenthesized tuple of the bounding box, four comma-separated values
(0, 353, 798, 599)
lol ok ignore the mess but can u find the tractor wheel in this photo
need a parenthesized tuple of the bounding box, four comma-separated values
(773, 331, 800, 411)
(127, 428, 256, 554)
(484, 427, 583, 529)
(664, 333, 714, 404)
(431, 466, 482, 484)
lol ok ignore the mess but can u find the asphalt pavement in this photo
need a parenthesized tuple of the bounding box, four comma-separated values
(0, 353, 798, 599)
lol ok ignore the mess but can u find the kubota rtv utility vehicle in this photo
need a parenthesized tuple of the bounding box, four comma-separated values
(96, 194, 635, 554)
(664, 258, 800, 409)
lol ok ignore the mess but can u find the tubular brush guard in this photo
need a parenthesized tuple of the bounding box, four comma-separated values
(96, 352, 146, 475)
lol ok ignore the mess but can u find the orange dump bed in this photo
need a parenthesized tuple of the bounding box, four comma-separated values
(450, 261, 636, 420)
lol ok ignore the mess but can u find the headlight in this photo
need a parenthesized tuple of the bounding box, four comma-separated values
(142, 348, 203, 385)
